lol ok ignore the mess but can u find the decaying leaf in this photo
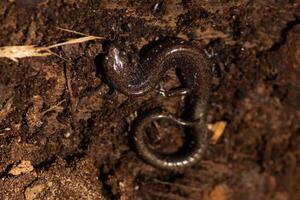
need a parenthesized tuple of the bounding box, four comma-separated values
(207, 121, 227, 144)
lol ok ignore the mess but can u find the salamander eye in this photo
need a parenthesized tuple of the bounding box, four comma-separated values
(107, 45, 118, 56)
(106, 45, 128, 60)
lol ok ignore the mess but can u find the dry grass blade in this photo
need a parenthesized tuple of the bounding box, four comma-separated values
(0, 46, 50, 62)
(46, 36, 103, 49)
(56, 27, 91, 36)
(0, 28, 104, 62)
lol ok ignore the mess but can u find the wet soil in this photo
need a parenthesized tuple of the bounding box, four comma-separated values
(0, 0, 300, 199)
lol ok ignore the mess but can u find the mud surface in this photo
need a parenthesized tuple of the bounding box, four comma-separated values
(0, 0, 300, 199)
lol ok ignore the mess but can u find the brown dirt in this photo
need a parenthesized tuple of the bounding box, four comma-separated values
(0, 0, 300, 199)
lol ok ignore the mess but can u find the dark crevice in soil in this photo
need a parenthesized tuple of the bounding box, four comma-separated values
(63, 135, 90, 166)
(256, 134, 268, 171)
(0, 163, 14, 179)
(64, 152, 86, 166)
(64, 119, 93, 165)
(98, 165, 120, 200)
(269, 16, 300, 51)
(34, 156, 57, 172)
(22, 178, 38, 199)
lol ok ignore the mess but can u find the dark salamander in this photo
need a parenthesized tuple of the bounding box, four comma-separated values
(102, 39, 211, 170)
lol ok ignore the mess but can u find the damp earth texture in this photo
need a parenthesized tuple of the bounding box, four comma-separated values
(0, 1, 300, 200)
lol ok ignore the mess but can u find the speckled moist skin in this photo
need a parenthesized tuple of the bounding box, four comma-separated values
(103, 39, 211, 170)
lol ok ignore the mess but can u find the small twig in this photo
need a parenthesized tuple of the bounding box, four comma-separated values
(0, 97, 14, 122)
(45, 49, 71, 63)
(149, 191, 188, 200)
(152, 179, 203, 192)
(42, 99, 66, 115)
(65, 64, 76, 114)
